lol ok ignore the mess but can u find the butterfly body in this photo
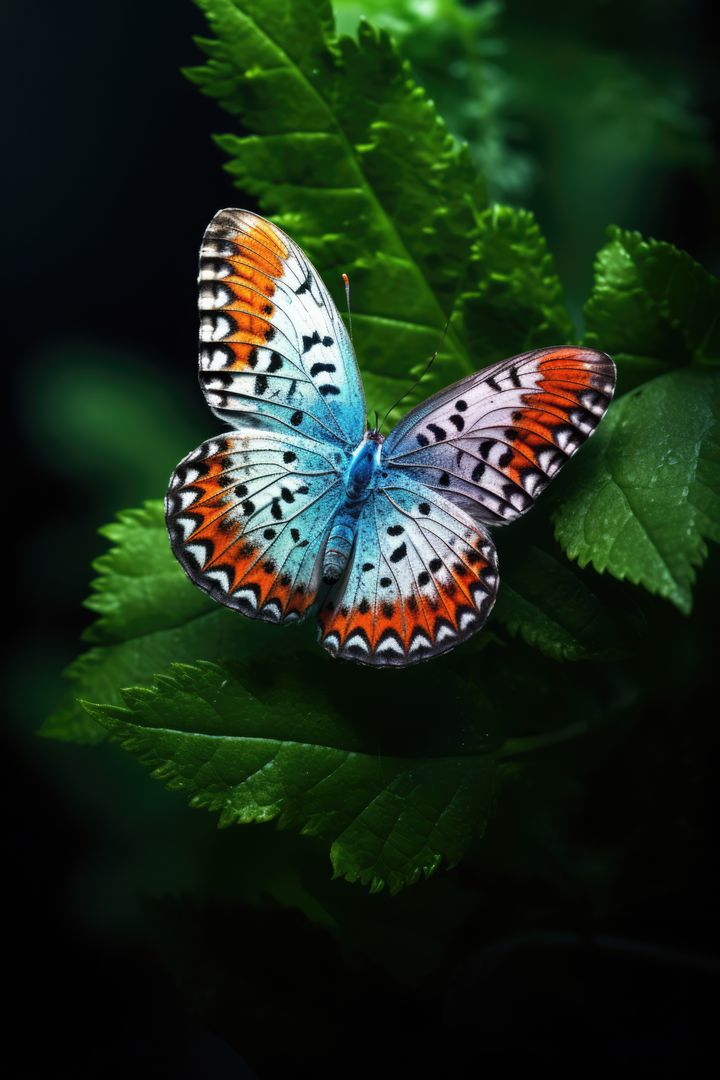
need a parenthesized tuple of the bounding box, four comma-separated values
(323, 430, 384, 582)
(166, 209, 616, 667)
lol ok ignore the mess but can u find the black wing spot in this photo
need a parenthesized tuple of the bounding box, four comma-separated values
(320, 384, 341, 397)
(310, 362, 337, 377)
(358, 598, 370, 615)
(271, 500, 283, 520)
(264, 324, 276, 342)
(234, 483, 248, 498)
(280, 487, 295, 504)
(407, 594, 418, 613)
(418, 570, 430, 587)
(242, 499, 255, 516)
(268, 352, 283, 373)
(302, 331, 321, 353)
(509, 366, 521, 387)
(390, 542, 407, 563)
(505, 427, 518, 441)
(471, 462, 485, 482)
(387, 525, 404, 536)
(264, 528, 276, 540)
(295, 270, 312, 295)
(486, 375, 501, 392)
(455, 399, 468, 411)
(428, 423, 446, 441)
(429, 558, 442, 572)
(419, 502, 430, 515)
(290, 410, 303, 426)
(280, 573, 291, 587)
(262, 560, 276, 574)
(322, 336, 333, 347)
(255, 374, 268, 396)
(439, 472, 451, 487)
(479, 439, 494, 458)
(498, 448, 514, 468)
(291, 528, 300, 542)
(380, 576, 392, 588)
(416, 434, 429, 447)
(283, 451, 296, 464)
(381, 602, 394, 619)
(362, 562, 375, 572)
(449, 414, 465, 431)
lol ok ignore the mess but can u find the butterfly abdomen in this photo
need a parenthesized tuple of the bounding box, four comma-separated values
(322, 431, 383, 582)
(322, 518, 356, 582)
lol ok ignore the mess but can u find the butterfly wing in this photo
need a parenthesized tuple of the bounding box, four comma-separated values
(382, 347, 615, 525)
(199, 209, 365, 447)
(317, 477, 498, 666)
(166, 430, 347, 623)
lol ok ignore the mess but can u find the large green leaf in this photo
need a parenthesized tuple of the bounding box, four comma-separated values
(86, 661, 499, 894)
(584, 227, 720, 390)
(187, 0, 483, 413)
(553, 368, 720, 613)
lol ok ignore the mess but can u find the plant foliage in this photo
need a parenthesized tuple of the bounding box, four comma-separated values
(47, 0, 719, 893)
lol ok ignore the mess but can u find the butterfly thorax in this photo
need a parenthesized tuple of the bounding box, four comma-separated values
(322, 430, 384, 583)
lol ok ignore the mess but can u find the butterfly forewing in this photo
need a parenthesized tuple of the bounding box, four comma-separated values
(166, 430, 347, 623)
(317, 478, 498, 666)
(199, 209, 365, 447)
(383, 347, 616, 526)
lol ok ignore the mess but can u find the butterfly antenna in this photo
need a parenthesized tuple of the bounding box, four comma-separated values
(342, 272, 353, 344)
(379, 353, 436, 432)
(378, 312, 453, 431)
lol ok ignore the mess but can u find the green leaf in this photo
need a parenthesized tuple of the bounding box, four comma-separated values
(188, 0, 486, 414)
(42, 502, 286, 744)
(86, 661, 498, 894)
(495, 542, 636, 661)
(455, 205, 575, 365)
(553, 368, 720, 613)
(585, 227, 720, 389)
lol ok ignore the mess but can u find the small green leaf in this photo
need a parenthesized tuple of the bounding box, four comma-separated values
(455, 205, 575, 364)
(553, 368, 720, 613)
(495, 543, 636, 661)
(584, 227, 720, 387)
(87, 661, 498, 894)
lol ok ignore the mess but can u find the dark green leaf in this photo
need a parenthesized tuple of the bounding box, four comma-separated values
(86, 661, 498, 894)
(584, 227, 720, 390)
(495, 543, 636, 661)
(553, 368, 720, 613)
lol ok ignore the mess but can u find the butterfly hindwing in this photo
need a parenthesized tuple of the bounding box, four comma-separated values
(317, 477, 499, 666)
(166, 429, 348, 623)
(199, 209, 365, 447)
(383, 347, 615, 526)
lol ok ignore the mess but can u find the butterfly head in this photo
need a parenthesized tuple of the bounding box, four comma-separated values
(365, 426, 385, 444)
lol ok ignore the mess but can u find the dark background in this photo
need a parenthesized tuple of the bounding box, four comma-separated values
(5, 1, 718, 1075)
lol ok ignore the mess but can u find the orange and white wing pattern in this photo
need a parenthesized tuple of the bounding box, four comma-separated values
(317, 478, 498, 666)
(383, 347, 616, 526)
(198, 209, 365, 448)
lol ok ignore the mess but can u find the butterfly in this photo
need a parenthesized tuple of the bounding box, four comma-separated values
(165, 209, 616, 667)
